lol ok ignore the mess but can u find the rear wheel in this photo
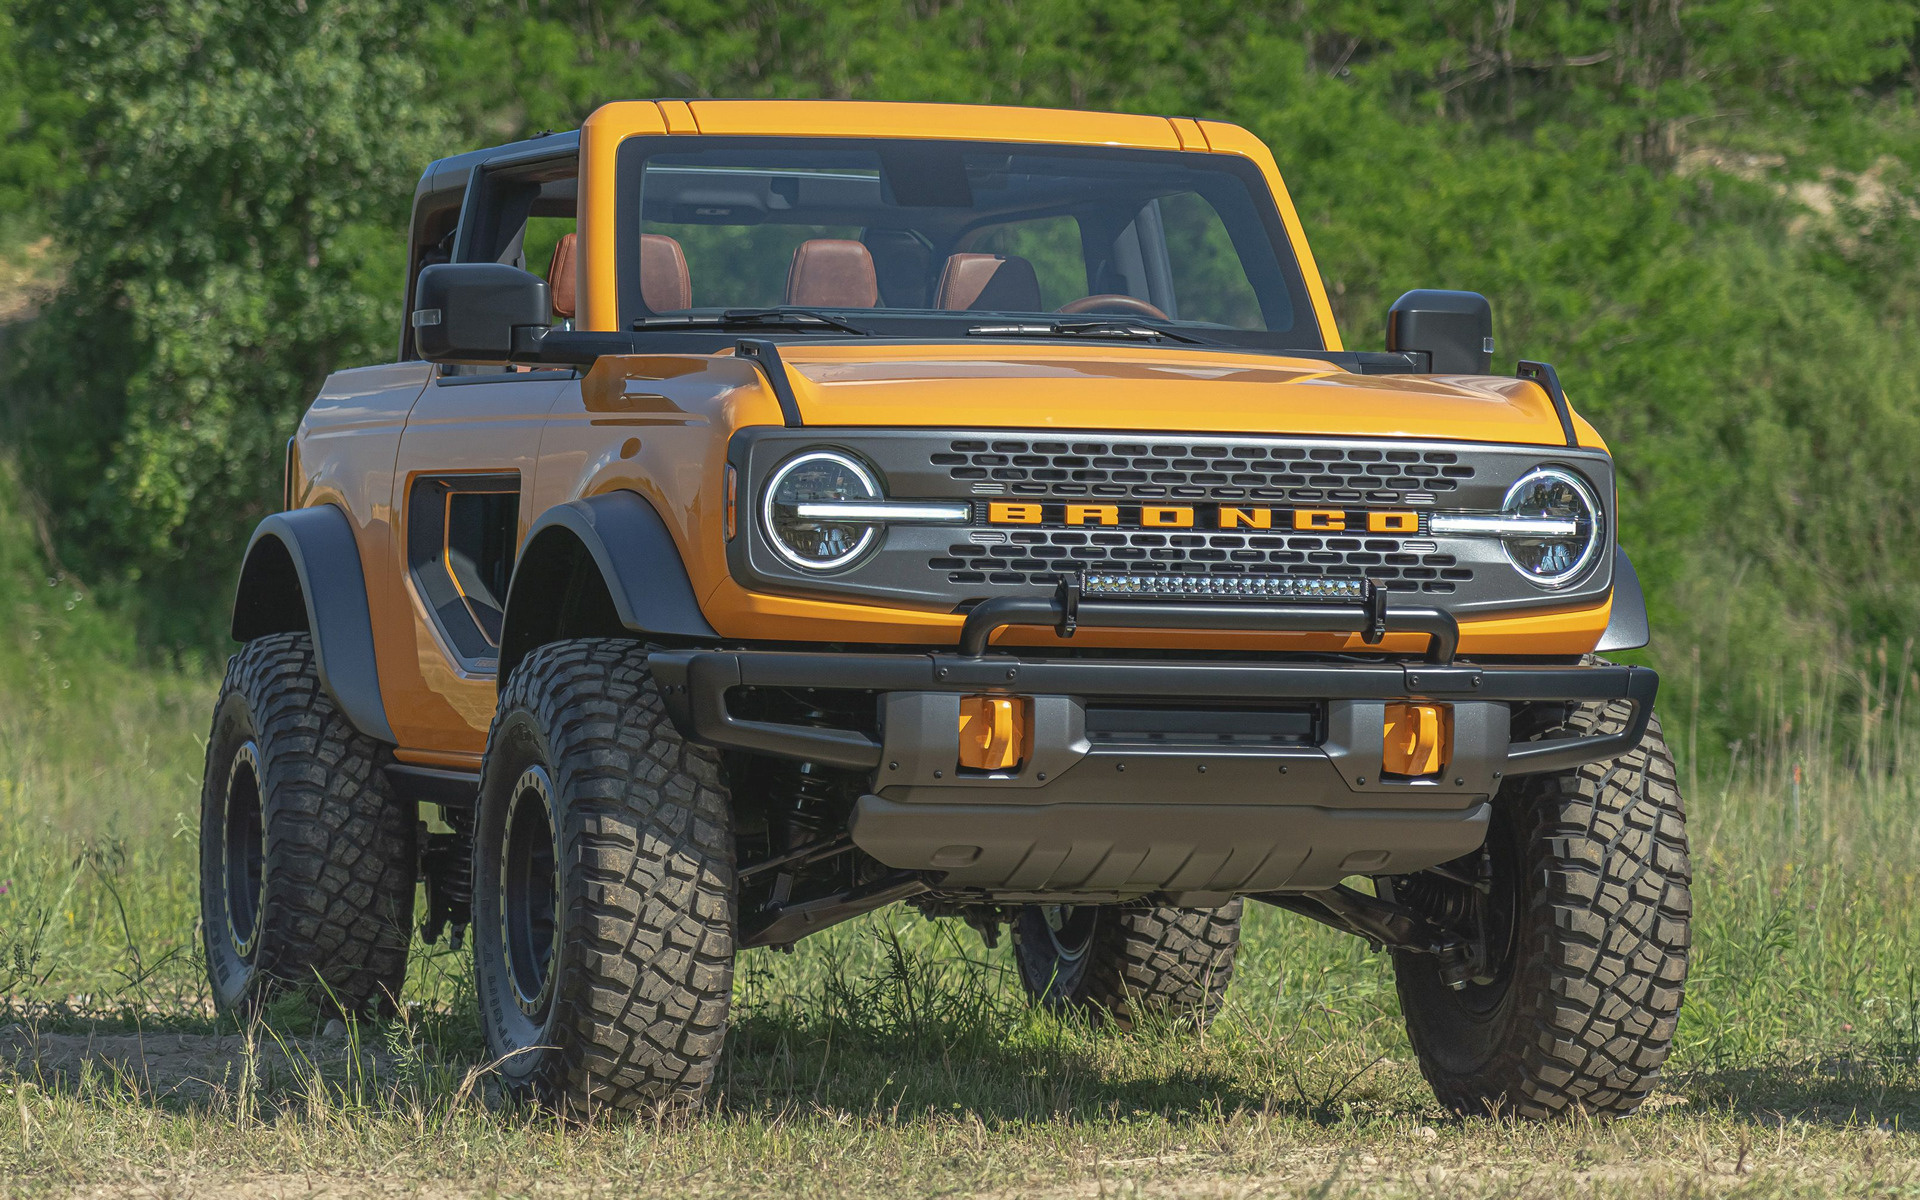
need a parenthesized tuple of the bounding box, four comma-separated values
(198, 633, 415, 1017)
(472, 639, 735, 1114)
(1012, 901, 1241, 1030)
(1392, 706, 1690, 1119)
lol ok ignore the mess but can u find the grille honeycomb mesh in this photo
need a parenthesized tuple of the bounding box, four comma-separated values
(933, 438, 1475, 503)
(927, 438, 1477, 593)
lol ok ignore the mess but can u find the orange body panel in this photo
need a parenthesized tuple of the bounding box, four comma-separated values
(294, 100, 1618, 760)
(769, 342, 1604, 447)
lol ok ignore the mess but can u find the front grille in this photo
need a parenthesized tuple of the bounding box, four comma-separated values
(935, 438, 1475, 503)
(931, 529, 1473, 594)
(727, 426, 1616, 622)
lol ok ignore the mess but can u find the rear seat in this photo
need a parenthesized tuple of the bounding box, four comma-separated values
(785, 239, 879, 307)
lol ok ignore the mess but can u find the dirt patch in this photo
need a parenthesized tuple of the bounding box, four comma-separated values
(0, 1024, 399, 1102)
(0, 234, 57, 325)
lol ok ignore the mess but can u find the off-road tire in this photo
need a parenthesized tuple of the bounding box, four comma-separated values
(1012, 901, 1241, 1031)
(198, 632, 416, 1017)
(1393, 704, 1690, 1120)
(472, 639, 735, 1115)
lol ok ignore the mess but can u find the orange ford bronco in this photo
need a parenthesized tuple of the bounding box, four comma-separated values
(201, 100, 1688, 1118)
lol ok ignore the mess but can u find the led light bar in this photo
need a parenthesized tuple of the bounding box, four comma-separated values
(1081, 573, 1368, 603)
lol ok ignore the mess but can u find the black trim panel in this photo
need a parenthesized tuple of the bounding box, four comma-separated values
(498, 490, 719, 683)
(735, 339, 804, 426)
(649, 648, 1658, 778)
(231, 505, 396, 744)
(1517, 360, 1579, 448)
(406, 472, 521, 670)
(1595, 547, 1650, 652)
(385, 762, 481, 808)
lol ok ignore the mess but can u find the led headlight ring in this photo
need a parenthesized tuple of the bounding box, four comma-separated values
(1500, 466, 1603, 589)
(761, 450, 883, 572)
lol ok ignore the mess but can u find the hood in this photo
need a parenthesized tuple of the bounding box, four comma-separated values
(775, 343, 1599, 448)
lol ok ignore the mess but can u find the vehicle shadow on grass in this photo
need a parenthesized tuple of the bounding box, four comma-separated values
(718, 1013, 1272, 1128)
(1671, 1045, 1920, 1130)
(715, 986, 1428, 1127)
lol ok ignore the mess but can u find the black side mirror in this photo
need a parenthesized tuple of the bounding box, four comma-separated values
(1386, 290, 1494, 374)
(412, 263, 550, 363)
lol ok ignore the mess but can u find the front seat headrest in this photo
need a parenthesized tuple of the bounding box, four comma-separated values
(641, 233, 692, 312)
(546, 232, 579, 320)
(935, 253, 1043, 312)
(785, 239, 879, 308)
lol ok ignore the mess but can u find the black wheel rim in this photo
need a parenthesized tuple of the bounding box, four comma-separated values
(1040, 904, 1098, 965)
(501, 765, 559, 1020)
(222, 741, 265, 961)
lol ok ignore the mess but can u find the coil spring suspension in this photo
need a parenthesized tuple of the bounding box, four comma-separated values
(420, 807, 473, 950)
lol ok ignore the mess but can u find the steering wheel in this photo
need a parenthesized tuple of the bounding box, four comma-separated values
(1056, 294, 1170, 321)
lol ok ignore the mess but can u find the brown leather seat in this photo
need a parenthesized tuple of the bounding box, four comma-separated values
(785, 239, 879, 308)
(552, 231, 692, 317)
(545, 232, 578, 320)
(935, 253, 1042, 312)
(641, 232, 692, 312)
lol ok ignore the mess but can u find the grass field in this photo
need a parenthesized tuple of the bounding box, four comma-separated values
(4, 457, 1920, 1196)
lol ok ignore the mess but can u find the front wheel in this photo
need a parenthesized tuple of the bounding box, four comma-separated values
(1012, 901, 1241, 1030)
(472, 640, 736, 1115)
(1392, 705, 1691, 1119)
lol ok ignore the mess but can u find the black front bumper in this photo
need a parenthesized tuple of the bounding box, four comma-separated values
(649, 647, 1656, 902)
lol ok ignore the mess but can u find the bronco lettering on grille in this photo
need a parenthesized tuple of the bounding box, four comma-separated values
(986, 502, 1421, 533)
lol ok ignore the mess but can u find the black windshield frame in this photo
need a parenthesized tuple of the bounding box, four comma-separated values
(613, 135, 1327, 353)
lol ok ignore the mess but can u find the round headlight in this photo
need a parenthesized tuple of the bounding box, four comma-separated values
(1501, 467, 1603, 588)
(761, 450, 882, 571)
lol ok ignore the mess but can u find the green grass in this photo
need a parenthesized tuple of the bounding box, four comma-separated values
(4, 452, 1920, 1196)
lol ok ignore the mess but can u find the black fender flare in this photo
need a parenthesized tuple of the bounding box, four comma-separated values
(1594, 547, 1650, 653)
(497, 490, 719, 685)
(230, 505, 396, 744)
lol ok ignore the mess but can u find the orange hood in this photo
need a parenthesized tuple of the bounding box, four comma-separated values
(775, 343, 1601, 448)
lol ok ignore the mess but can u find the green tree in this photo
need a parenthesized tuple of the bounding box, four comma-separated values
(0, 1, 81, 234)
(10, 0, 443, 630)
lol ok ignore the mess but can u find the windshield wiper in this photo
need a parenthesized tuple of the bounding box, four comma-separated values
(967, 319, 1211, 345)
(633, 308, 873, 335)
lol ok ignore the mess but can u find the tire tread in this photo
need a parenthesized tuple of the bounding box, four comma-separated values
(480, 639, 734, 1112)
(203, 632, 414, 1015)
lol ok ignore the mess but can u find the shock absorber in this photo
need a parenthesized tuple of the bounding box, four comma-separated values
(420, 805, 473, 950)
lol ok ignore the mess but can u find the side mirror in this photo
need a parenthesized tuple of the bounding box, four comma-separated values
(1386, 290, 1494, 375)
(411, 263, 550, 363)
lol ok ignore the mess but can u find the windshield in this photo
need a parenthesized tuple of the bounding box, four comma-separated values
(614, 138, 1323, 349)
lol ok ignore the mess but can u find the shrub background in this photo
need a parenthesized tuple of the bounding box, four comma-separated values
(2, 0, 1919, 754)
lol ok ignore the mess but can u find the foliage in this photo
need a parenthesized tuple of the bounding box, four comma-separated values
(0, 3, 79, 234)
(1, 0, 1919, 737)
(2, 0, 445, 636)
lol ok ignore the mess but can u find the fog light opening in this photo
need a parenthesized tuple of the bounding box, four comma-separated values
(958, 695, 1031, 773)
(1383, 703, 1453, 777)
